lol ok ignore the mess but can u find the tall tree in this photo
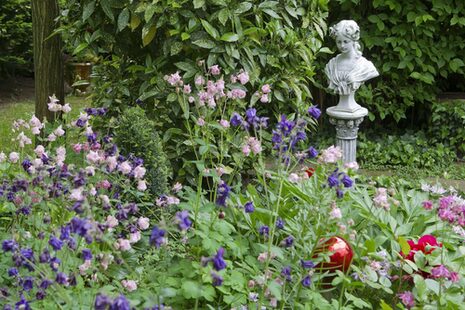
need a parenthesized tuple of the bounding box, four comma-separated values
(32, 0, 64, 122)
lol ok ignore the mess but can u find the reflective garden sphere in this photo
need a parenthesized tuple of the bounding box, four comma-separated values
(314, 236, 354, 272)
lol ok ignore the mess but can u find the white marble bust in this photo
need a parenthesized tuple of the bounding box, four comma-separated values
(325, 20, 379, 113)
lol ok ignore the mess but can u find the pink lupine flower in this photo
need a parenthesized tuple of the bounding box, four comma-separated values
(164, 71, 183, 86)
(330, 206, 342, 219)
(121, 280, 138, 292)
(133, 166, 146, 179)
(118, 161, 132, 175)
(237, 70, 249, 85)
(261, 84, 271, 94)
(137, 180, 147, 191)
(242, 144, 251, 156)
(209, 65, 221, 75)
(260, 94, 269, 103)
(106, 215, 118, 228)
(138, 217, 150, 230)
(9, 152, 19, 163)
(398, 291, 415, 309)
(183, 84, 191, 94)
(422, 200, 433, 210)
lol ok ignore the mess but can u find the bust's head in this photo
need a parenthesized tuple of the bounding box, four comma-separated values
(329, 20, 361, 57)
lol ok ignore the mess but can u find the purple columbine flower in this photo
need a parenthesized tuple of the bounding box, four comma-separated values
(175, 210, 192, 231)
(216, 181, 230, 207)
(244, 201, 254, 213)
(50, 257, 61, 271)
(283, 236, 294, 248)
(36, 290, 46, 300)
(327, 173, 339, 188)
(259, 225, 269, 237)
(55, 272, 68, 285)
(211, 272, 223, 286)
(49, 236, 63, 251)
(22, 159, 32, 172)
(95, 294, 113, 310)
(281, 266, 292, 281)
(82, 249, 92, 261)
(230, 113, 243, 126)
(341, 174, 353, 188)
(276, 218, 285, 229)
(301, 275, 312, 287)
(212, 248, 227, 271)
(336, 188, 344, 199)
(301, 260, 315, 269)
(398, 291, 415, 308)
(20, 248, 34, 261)
(40, 279, 53, 290)
(150, 226, 166, 248)
(111, 295, 131, 310)
(15, 295, 30, 310)
(2, 240, 18, 252)
(60, 225, 71, 241)
(307, 147, 318, 158)
(245, 108, 259, 128)
(308, 105, 321, 119)
(8, 268, 18, 277)
(22, 277, 34, 291)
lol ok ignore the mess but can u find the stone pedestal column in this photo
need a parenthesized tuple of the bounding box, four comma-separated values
(327, 107, 367, 163)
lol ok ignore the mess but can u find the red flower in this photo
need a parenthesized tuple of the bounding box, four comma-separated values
(305, 167, 315, 177)
(402, 235, 441, 261)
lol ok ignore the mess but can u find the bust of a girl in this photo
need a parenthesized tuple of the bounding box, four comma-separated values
(325, 20, 379, 113)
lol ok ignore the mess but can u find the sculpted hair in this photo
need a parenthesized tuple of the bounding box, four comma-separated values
(330, 20, 362, 57)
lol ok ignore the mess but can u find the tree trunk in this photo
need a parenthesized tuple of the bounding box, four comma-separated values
(32, 0, 64, 122)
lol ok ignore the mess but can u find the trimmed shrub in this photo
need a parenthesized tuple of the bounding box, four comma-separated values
(114, 106, 170, 196)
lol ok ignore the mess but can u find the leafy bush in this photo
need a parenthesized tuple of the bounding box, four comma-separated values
(113, 106, 170, 197)
(0, 0, 33, 77)
(430, 100, 465, 158)
(326, 0, 465, 122)
(58, 0, 329, 124)
(357, 131, 456, 169)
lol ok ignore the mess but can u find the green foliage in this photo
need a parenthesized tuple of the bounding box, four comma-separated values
(430, 100, 465, 158)
(0, 0, 33, 77)
(114, 106, 170, 196)
(327, 0, 465, 122)
(357, 131, 456, 170)
(59, 0, 329, 117)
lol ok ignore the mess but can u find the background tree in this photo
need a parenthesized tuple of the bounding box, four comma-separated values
(32, 0, 64, 121)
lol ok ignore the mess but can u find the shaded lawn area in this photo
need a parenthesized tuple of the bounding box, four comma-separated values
(0, 96, 90, 153)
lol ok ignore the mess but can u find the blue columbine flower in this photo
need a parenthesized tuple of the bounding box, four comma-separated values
(2, 240, 18, 252)
(276, 218, 285, 229)
(216, 181, 230, 207)
(111, 294, 131, 310)
(307, 147, 318, 158)
(23, 277, 34, 291)
(82, 249, 92, 261)
(244, 201, 254, 213)
(8, 268, 18, 277)
(39, 249, 50, 263)
(50, 257, 61, 271)
(22, 159, 32, 172)
(308, 105, 321, 119)
(230, 113, 243, 126)
(259, 225, 270, 237)
(212, 248, 227, 271)
(301, 260, 315, 269)
(95, 294, 112, 310)
(211, 272, 223, 286)
(20, 248, 34, 261)
(283, 236, 294, 248)
(336, 189, 344, 199)
(175, 210, 192, 231)
(277, 115, 295, 137)
(341, 174, 353, 188)
(39, 279, 53, 290)
(55, 272, 68, 285)
(301, 275, 312, 287)
(327, 173, 339, 188)
(281, 266, 292, 281)
(15, 295, 30, 310)
(36, 291, 46, 300)
(150, 226, 166, 248)
(49, 236, 63, 251)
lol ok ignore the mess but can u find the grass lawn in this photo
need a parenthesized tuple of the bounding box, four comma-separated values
(0, 96, 90, 153)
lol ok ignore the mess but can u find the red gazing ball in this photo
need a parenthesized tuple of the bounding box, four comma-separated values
(313, 236, 353, 272)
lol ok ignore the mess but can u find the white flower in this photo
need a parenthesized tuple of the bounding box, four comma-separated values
(172, 182, 183, 193)
(34, 145, 45, 157)
(121, 280, 138, 292)
(133, 166, 146, 179)
(86, 151, 101, 164)
(288, 173, 300, 183)
(0, 152, 6, 162)
(70, 187, 84, 201)
(118, 161, 132, 175)
(129, 231, 141, 244)
(9, 152, 19, 163)
(138, 217, 150, 230)
(137, 180, 147, 191)
(106, 215, 118, 228)
(54, 125, 65, 137)
(62, 103, 72, 113)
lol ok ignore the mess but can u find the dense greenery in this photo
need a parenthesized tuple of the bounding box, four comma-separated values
(327, 0, 465, 122)
(59, 0, 329, 118)
(0, 0, 33, 77)
(113, 107, 170, 197)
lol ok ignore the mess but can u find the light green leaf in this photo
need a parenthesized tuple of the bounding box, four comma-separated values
(82, 1, 95, 21)
(194, 0, 205, 9)
(117, 8, 130, 32)
(144, 4, 157, 23)
(181, 281, 202, 299)
(220, 32, 239, 42)
(201, 19, 219, 39)
(130, 14, 141, 30)
(142, 24, 157, 46)
(100, 0, 114, 21)
(192, 39, 216, 49)
(218, 8, 229, 25)
(235, 2, 252, 14)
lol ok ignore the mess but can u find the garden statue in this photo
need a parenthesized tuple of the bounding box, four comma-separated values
(324, 20, 379, 163)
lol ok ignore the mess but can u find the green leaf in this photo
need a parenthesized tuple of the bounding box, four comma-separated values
(235, 2, 252, 14)
(100, 0, 114, 21)
(142, 24, 157, 46)
(398, 236, 410, 256)
(192, 39, 216, 49)
(117, 8, 130, 32)
(144, 4, 157, 23)
(425, 279, 440, 295)
(201, 285, 216, 301)
(194, 0, 205, 9)
(380, 300, 393, 310)
(201, 19, 219, 39)
(262, 9, 281, 19)
(220, 32, 239, 42)
(181, 281, 202, 299)
(130, 14, 141, 30)
(218, 8, 229, 25)
(82, 1, 95, 21)
(73, 42, 89, 55)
